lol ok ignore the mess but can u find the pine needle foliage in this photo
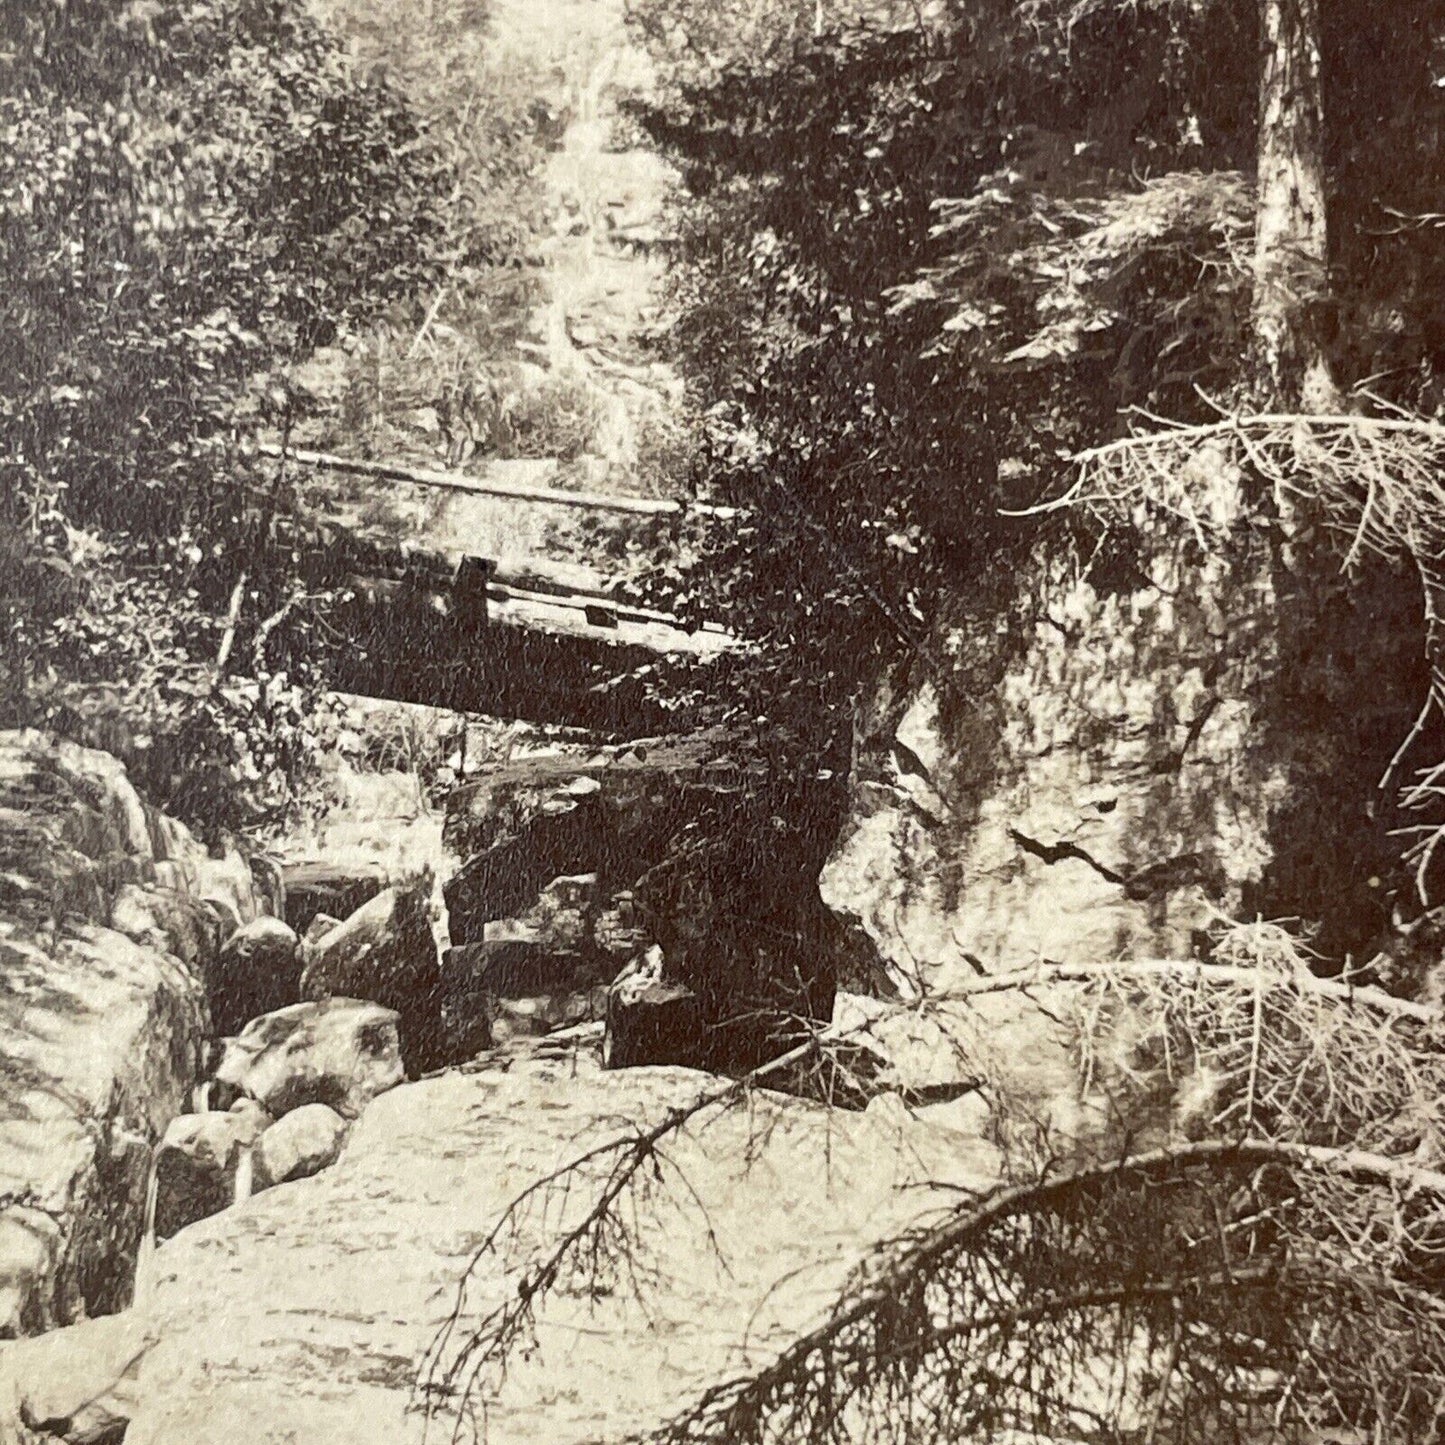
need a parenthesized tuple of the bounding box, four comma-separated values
(631, 929, 1445, 1445)
(420, 927, 1445, 1445)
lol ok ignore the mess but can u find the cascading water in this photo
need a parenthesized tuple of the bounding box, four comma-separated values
(233, 1145, 255, 1204)
(132, 1150, 161, 1307)
(191, 1079, 215, 1113)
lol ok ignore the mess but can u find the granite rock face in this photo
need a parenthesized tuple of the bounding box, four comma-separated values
(0, 730, 259, 1336)
(828, 542, 1425, 988)
(125, 1063, 997, 1445)
(298, 884, 441, 1072)
(214, 999, 405, 1121)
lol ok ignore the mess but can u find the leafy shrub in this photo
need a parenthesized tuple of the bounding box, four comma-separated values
(0, 0, 455, 828)
(502, 373, 602, 461)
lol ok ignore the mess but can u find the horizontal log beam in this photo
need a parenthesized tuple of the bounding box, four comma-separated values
(259, 443, 740, 520)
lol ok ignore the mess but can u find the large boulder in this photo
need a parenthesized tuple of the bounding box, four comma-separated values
(0, 731, 258, 1335)
(0, 1310, 153, 1444)
(123, 1064, 998, 1445)
(254, 1104, 348, 1190)
(298, 885, 441, 1071)
(152, 1101, 271, 1241)
(826, 540, 1428, 986)
(213, 999, 404, 1121)
(208, 917, 303, 1037)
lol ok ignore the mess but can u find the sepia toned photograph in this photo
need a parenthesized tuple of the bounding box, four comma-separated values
(3, 0, 1445, 1440)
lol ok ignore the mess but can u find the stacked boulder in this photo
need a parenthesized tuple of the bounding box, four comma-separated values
(149, 998, 405, 1240)
(298, 882, 445, 1070)
(442, 731, 871, 1076)
(151, 866, 452, 1245)
(0, 730, 264, 1336)
(207, 916, 305, 1036)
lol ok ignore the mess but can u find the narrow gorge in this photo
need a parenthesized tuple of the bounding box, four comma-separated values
(5, 0, 1445, 1441)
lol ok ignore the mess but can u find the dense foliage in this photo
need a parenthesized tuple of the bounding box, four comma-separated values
(0, 0, 455, 827)
(622, 0, 1445, 767)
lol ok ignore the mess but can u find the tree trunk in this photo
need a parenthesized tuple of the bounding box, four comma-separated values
(1253, 0, 1337, 410)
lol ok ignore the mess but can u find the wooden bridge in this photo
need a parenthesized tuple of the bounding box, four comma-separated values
(264, 444, 745, 732)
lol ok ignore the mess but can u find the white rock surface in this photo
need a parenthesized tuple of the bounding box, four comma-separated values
(255, 1104, 348, 1189)
(0, 1310, 153, 1444)
(0, 729, 253, 1334)
(823, 550, 1288, 987)
(214, 998, 404, 1121)
(126, 1062, 997, 1445)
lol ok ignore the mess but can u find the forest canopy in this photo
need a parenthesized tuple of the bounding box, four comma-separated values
(627, 0, 1445, 734)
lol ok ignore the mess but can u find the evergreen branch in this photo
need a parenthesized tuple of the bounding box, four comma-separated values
(929, 957, 1443, 1024)
(640, 1140, 1445, 1445)
(416, 1026, 848, 1442)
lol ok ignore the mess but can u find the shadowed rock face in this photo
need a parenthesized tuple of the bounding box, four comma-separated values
(123, 1063, 998, 1445)
(828, 540, 1429, 994)
(209, 918, 303, 1038)
(0, 730, 260, 1337)
(443, 732, 855, 1074)
(153, 1102, 272, 1242)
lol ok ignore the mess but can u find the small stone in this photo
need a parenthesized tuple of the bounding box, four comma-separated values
(303, 912, 344, 947)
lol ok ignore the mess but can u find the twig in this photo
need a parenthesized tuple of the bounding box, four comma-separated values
(646, 1139, 1445, 1442)
(213, 569, 247, 676)
(408, 286, 450, 360)
(930, 958, 1443, 1025)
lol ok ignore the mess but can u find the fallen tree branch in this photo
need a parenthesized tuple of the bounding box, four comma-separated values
(643, 1138, 1445, 1444)
(416, 1026, 848, 1441)
(929, 957, 1443, 1025)
(258, 442, 741, 520)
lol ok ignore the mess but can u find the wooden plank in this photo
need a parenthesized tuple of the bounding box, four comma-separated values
(483, 578, 737, 640)
(335, 570, 743, 658)
(258, 442, 740, 520)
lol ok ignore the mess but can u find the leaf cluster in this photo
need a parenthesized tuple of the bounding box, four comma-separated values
(622, 0, 1445, 757)
(0, 0, 457, 828)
